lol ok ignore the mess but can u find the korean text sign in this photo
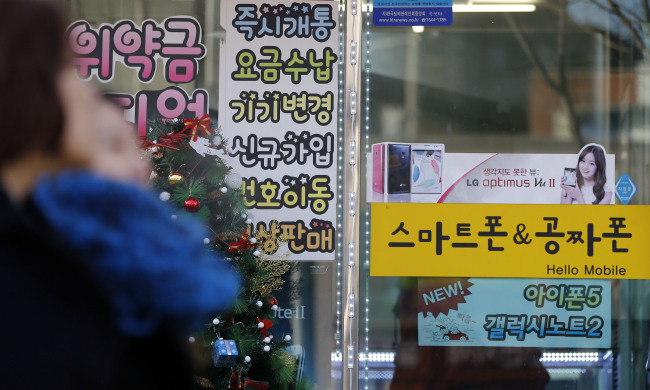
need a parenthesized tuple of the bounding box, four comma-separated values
(67, 16, 208, 136)
(371, 203, 650, 279)
(418, 278, 611, 348)
(219, 1, 339, 261)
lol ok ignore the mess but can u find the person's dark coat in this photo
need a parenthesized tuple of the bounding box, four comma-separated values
(0, 172, 239, 389)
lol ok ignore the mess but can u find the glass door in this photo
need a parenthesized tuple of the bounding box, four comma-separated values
(65, 1, 341, 388)
(361, 0, 650, 388)
(63, 0, 650, 388)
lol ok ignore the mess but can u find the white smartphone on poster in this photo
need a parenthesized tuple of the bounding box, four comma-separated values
(411, 143, 444, 194)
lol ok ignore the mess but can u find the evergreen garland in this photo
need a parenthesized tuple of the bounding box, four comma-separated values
(143, 117, 309, 390)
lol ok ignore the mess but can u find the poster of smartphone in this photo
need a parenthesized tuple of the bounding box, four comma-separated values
(387, 143, 411, 194)
(372, 144, 385, 193)
(411, 144, 444, 194)
(564, 168, 577, 187)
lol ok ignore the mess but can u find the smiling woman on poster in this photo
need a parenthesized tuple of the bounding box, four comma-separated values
(560, 143, 612, 204)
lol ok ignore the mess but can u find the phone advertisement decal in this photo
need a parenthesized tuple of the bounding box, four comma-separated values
(418, 278, 611, 348)
(371, 202, 650, 279)
(368, 144, 615, 205)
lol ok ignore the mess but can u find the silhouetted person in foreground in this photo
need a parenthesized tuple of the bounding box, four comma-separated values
(0, 1, 239, 388)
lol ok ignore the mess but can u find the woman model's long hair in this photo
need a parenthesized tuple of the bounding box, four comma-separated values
(576, 144, 607, 204)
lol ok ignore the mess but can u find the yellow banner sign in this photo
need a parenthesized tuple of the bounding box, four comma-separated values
(370, 203, 650, 279)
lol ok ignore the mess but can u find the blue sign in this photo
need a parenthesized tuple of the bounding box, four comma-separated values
(615, 174, 637, 205)
(418, 278, 612, 348)
(373, 0, 453, 27)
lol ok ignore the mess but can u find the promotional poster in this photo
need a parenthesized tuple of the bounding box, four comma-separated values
(370, 202, 650, 278)
(417, 277, 611, 348)
(67, 16, 209, 136)
(367, 142, 636, 348)
(368, 145, 616, 205)
(219, 0, 339, 261)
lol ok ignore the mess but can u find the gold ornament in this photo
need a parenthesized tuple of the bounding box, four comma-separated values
(249, 244, 292, 296)
(272, 351, 297, 370)
(168, 172, 184, 185)
(148, 146, 164, 160)
(193, 377, 216, 389)
(218, 232, 244, 243)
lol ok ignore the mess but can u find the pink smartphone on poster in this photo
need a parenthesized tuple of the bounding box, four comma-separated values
(372, 143, 385, 193)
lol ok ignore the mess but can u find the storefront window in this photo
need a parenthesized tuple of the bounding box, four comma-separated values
(65, 0, 649, 388)
(363, 0, 650, 388)
(65, 1, 338, 388)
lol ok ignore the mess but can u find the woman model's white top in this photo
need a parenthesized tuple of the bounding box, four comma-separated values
(574, 185, 612, 204)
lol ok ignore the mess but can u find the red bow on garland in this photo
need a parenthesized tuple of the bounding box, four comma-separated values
(228, 232, 256, 253)
(230, 372, 270, 390)
(138, 132, 191, 151)
(257, 316, 274, 338)
(182, 114, 213, 142)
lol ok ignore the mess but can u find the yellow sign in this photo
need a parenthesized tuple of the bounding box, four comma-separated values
(370, 203, 650, 279)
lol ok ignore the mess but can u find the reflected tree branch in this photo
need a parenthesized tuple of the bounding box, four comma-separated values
(504, 11, 584, 146)
(571, 0, 645, 24)
(604, 0, 647, 51)
(547, 0, 637, 52)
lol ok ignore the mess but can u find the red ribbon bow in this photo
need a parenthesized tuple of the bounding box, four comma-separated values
(228, 232, 256, 253)
(138, 132, 191, 151)
(182, 114, 213, 142)
(256, 316, 274, 338)
(231, 372, 242, 389)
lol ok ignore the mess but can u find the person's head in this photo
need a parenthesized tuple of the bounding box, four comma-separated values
(91, 98, 151, 185)
(0, 0, 82, 166)
(576, 144, 607, 203)
(0, 0, 145, 198)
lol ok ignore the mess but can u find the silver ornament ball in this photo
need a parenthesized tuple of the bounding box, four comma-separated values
(225, 173, 243, 189)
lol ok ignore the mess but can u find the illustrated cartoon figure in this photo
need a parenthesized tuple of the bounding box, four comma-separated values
(428, 317, 468, 341)
(442, 330, 469, 341)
